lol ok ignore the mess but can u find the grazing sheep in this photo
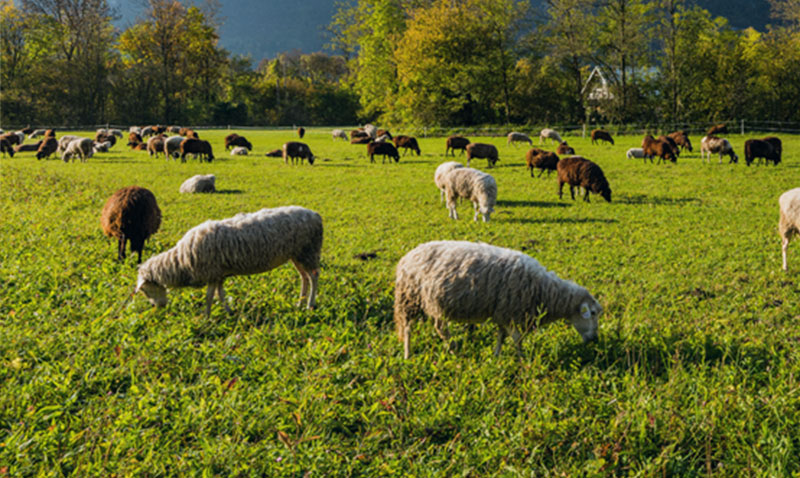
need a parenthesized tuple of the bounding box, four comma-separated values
(626, 147, 645, 160)
(57, 135, 81, 153)
(706, 124, 727, 136)
(557, 156, 611, 202)
(36, 137, 58, 160)
(466, 143, 499, 168)
(179, 174, 216, 194)
(367, 142, 400, 163)
(147, 135, 167, 158)
(230, 146, 249, 156)
(443, 167, 497, 222)
(128, 132, 143, 148)
(167, 126, 181, 134)
(642, 135, 676, 164)
(745, 138, 781, 166)
(557, 141, 575, 155)
(393, 135, 421, 156)
(526, 149, 560, 178)
(14, 141, 42, 153)
(180, 138, 214, 163)
(446, 135, 470, 156)
(332, 129, 348, 140)
(62, 138, 94, 162)
(507, 132, 533, 146)
(591, 129, 614, 145)
(136, 206, 323, 318)
(539, 128, 563, 145)
(95, 132, 117, 148)
(129, 126, 142, 135)
(363, 124, 377, 138)
(265, 149, 283, 157)
(350, 129, 370, 140)
(700, 136, 738, 164)
(434, 161, 465, 203)
(164, 136, 186, 159)
(28, 129, 47, 139)
(224, 133, 241, 150)
(101, 186, 161, 263)
(1, 132, 22, 147)
(297, 127, 305, 138)
(226, 134, 252, 151)
(92, 141, 112, 153)
(283, 141, 315, 165)
(393, 240, 602, 359)
(780, 188, 800, 271)
(658, 135, 680, 158)
(762, 137, 782, 162)
(141, 126, 155, 137)
(1, 138, 15, 158)
(668, 131, 692, 152)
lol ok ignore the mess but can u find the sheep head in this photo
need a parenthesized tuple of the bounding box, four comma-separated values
(136, 277, 167, 308)
(570, 298, 602, 343)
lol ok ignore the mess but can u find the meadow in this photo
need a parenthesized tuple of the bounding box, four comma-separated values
(1, 128, 799, 477)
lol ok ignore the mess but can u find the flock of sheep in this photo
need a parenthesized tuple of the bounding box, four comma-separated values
(1, 122, 794, 358)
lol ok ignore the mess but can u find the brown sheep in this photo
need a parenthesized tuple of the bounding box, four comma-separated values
(95, 131, 117, 148)
(350, 129, 369, 140)
(128, 132, 143, 148)
(44, 129, 56, 138)
(133, 142, 148, 151)
(658, 135, 679, 157)
(101, 186, 161, 263)
(283, 141, 315, 165)
(297, 127, 305, 138)
(180, 138, 214, 162)
(350, 137, 372, 145)
(762, 137, 782, 162)
(446, 135, 470, 156)
(167, 126, 181, 133)
(526, 149, 560, 178)
(36, 137, 58, 160)
(393, 135, 421, 156)
(224, 133, 241, 150)
(668, 131, 692, 152)
(557, 156, 611, 202)
(557, 141, 575, 155)
(367, 142, 400, 163)
(706, 124, 727, 136)
(265, 149, 283, 157)
(147, 135, 167, 158)
(1, 132, 21, 146)
(14, 141, 42, 153)
(1, 138, 15, 158)
(591, 129, 614, 145)
(642, 135, 676, 164)
(745, 139, 781, 166)
(227, 135, 252, 151)
(466, 143, 499, 168)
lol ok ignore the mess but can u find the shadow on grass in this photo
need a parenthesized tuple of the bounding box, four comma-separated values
(617, 194, 700, 205)
(504, 217, 617, 225)
(497, 199, 570, 208)
(216, 189, 244, 195)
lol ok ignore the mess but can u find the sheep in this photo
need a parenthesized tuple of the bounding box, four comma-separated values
(265, 149, 283, 157)
(350, 129, 370, 140)
(707, 124, 727, 136)
(539, 128, 563, 145)
(1, 132, 22, 146)
(18, 126, 33, 135)
(95, 131, 117, 148)
(393, 240, 602, 359)
(136, 206, 323, 318)
(332, 129, 348, 140)
(106, 128, 122, 138)
(557, 141, 575, 155)
(62, 138, 94, 162)
(591, 129, 614, 145)
(225, 134, 252, 151)
(446, 136, 470, 156)
(626, 148, 645, 160)
(28, 129, 47, 139)
(700, 136, 738, 164)
(36, 137, 58, 160)
(101, 186, 161, 263)
(393, 135, 421, 156)
(167, 126, 181, 134)
(763, 137, 782, 162)
(557, 156, 611, 202)
(44, 129, 56, 138)
(658, 135, 680, 158)
(128, 132, 143, 148)
(92, 141, 112, 153)
(779, 188, 800, 271)
(376, 129, 392, 140)
(507, 131, 532, 146)
(283, 141, 315, 165)
(180, 174, 216, 194)
(164, 135, 186, 159)
(745, 138, 781, 166)
(230, 146, 249, 156)
(367, 142, 400, 163)
(642, 135, 676, 164)
(180, 138, 214, 163)
(363, 124, 377, 138)
(141, 126, 155, 137)
(526, 149, 560, 178)
(350, 136, 372, 145)
(442, 167, 497, 222)
(466, 143, 499, 168)
(374, 134, 391, 143)
(147, 135, 167, 158)
(14, 141, 42, 153)
(668, 131, 692, 152)
(434, 161, 464, 203)
(129, 126, 142, 135)
(0, 138, 15, 158)
(57, 135, 81, 153)
(297, 127, 305, 138)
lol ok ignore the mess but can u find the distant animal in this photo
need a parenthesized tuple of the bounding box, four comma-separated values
(62, 138, 94, 162)
(446, 136, 470, 156)
(706, 124, 728, 136)
(393, 135, 421, 156)
(745, 138, 781, 166)
(466, 143, 499, 168)
(101, 185, 161, 263)
(557, 156, 611, 202)
(180, 138, 214, 162)
(539, 128, 563, 145)
(626, 148, 645, 160)
(265, 149, 283, 157)
(297, 127, 305, 138)
(591, 129, 614, 145)
(230, 146, 249, 156)
(147, 135, 167, 158)
(376, 129, 392, 140)
(163, 136, 186, 159)
(668, 131, 692, 152)
(526, 149, 560, 178)
(1, 138, 15, 158)
(283, 141, 315, 165)
(507, 132, 532, 146)
(762, 137, 782, 163)
(367, 142, 400, 164)
(227, 135, 252, 151)
(331, 129, 348, 140)
(128, 132, 143, 148)
(36, 137, 58, 159)
(700, 136, 738, 164)
(642, 135, 676, 164)
(434, 161, 465, 203)
(557, 141, 575, 155)
(658, 135, 680, 158)
(350, 129, 370, 140)
(180, 174, 216, 194)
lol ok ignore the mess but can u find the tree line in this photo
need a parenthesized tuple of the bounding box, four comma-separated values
(1, 0, 798, 128)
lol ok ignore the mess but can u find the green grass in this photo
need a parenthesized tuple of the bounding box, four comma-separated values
(2, 128, 799, 476)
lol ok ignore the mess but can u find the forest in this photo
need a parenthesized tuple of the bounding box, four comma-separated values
(1, 0, 799, 127)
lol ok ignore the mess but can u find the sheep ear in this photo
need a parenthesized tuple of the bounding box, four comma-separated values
(580, 303, 591, 319)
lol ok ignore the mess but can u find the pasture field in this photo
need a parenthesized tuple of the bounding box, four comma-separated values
(2, 128, 800, 476)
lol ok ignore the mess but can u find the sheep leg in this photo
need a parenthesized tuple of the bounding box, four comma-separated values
(433, 318, 455, 353)
(509, 327, 524, 357)
(783, 236, 790, 271)
(403, 322, 412, 360)
(216, 282, 232, 314)
(558, 181, 564, 199)
(584, 189, 591, 202)
(117, 235, 126, 261)
(291, 259, 313, 307)
(205, 283, 216, 317)
(493, 327, 507, 357)
(569, 186, 576, 201)
(472, 201, 480, 222)
(538, 168, 545, 178)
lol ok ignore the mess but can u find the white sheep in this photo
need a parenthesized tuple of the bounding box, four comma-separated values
(129, 126, 142, 135)
(701, 136, 738, 164)
(136, 206, 323, 317)
(539, 128, 563, 145)
(62, 138, 93, 162)
(443, 167, 497, 222)
(331, 129, 348, 140)
(56, 135, 81, 154)
(626, 147, 645, 159)
(179, 174, 216, 194)
(434, 161, 464, 203)
(374, 134, 391, 143)
(230, 146, 249, 156)
(779, 188, 800, 271)
(164, 135, 186, 159)
(394, 240, 602, 358)
(93, 141, 112, 153)
(507, 131, 532, 146)
(108, 128, 123, 138)
(363, 124, 377, 138)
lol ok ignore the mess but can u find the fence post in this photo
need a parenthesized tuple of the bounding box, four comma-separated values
(741, 119, 744, 135)
(582, 124, 586, 138)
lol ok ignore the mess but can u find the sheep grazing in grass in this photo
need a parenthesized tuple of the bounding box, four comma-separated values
(363, 124, 378, 139)
(1, 138, 15, 158)
(14, 141, 42, 153)
(367, 142, 400, 163)
(394, 135, 421, 156)
(557, 141, 575, 155)
(642, 135, 676, 164)
(57, 135, 81, 153)
(507, 132, 532, 146)
(95, 131, 117, 148)
(442, 167, 497, 222)
(1, 132, 23, 146)
(136, 206, 323, 318)
(701, 136, 738, 164)
(226, 134, 252, 151)
(745, 138, 781, 166)
(297, 127, 305, 138)
(434, 161, 465, 203)
(163, 136, 185, 159)
(283, 142, 315, 165)
(147, 135, 167, 158)
(446, 135, 470, 156)
(393, 240, 602, 359)
(706, 124, 727, 136)
(92, 141, 112, 153)
(466, 143, 499, 168)
(526, 149, 560, 178)
(539, 128, 563, 145)
(265, 149, 283, 157)
(167, 126, 181, 134)
(350, 136, 372, 145)
(762, 137, 782, 162)
(332, 129, 348, 140)
(626, 148, 645, 160)
(557, 156, 611, 202)
(101, 186, 161, 263)
(180, 138, 214, 163)
(230, 146, 249, 156)
(591, 129, 614, 145)
(668, 131, 692, 152)
(180, 174, 216, 194)
(36, 137, 58, 160)
(350, 129, 370, 140)
(62, 138, 94, 162)
(779, 188, 800, 271)
(658, 135, 680, 158)
(128, 132, 143, 148)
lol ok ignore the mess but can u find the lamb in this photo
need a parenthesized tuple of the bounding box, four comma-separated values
(466, 143, 499, 168)
(779, 188, 800, 271)
(557, 156, 611, 202)
(136, 206, 323, 318)
(230, 146, 249, 156)
(706, 124, 727, 136)
(14, 141, 42, 153)
(226, 134, 252, 151)
(128, 132, 143, 148)
(92, 141, 112, 153)
(557, 141, 575, 155)
(180, 138, 214, 162)
(283, 141, 315, 165)
(526, 149, 560, 178)
(626, 148, 645, 159)
(163, 135, 186, 159)
(539, 128, 563, 145)
(147, 135, 167, 158)
(591, 129, 614, 145)
(507, 132, 532, 146)
(265, 149, 283, 157)
(434, 161, 464, 202)
(745, 138, 781, 166)
(57, 135, 81, 153)
(446, 135, 470, 156)
(180, 174, 216, 193)
(442, 167, 497, 222)
(36, 137, 58, 159)
(393, 240, 602, 358)
(297, 127, 305, 138)
(62, 138, 94, 162)
(700, 136, 738, 164)
(101, 186, 161, 263)
(367, 142, 400, 163)
(393, 135, 421, 156)
(668, 131, 692, 152)
(331, 129, 348, 140)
